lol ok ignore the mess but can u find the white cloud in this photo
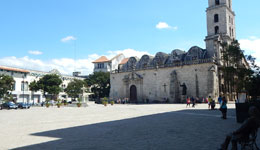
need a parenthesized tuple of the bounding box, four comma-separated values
(61, 36, 77, 42)
(156, 22, 178, 30)
(0, 49, 151, 75)
(239, 37, 260, 65)
(28, 50, 43, 55)
(107, 48, 151, 58)
(0, 56, 94, 75)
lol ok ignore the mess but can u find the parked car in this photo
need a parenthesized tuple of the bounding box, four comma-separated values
(17, 102, 30, 109)
(0, 102, 18, 109)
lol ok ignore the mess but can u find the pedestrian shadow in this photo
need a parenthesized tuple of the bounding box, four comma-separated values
(13, 108, 257, 150)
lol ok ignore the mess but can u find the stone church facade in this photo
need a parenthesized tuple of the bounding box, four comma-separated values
(110, 0, 238, 103)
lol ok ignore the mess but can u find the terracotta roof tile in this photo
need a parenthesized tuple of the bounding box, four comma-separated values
(119, 58, 129, 65)
(92, 56, 110, 63)
(0, 66, 29, 73)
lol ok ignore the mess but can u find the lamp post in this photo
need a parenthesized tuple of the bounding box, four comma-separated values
(22, 74, 25, 103)
(82, 86, 86, 106)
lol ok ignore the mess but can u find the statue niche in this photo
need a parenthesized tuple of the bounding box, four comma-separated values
(180, 83, 187, 95)
(170, 70, 180, 103)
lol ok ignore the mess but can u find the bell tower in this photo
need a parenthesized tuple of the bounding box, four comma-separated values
(205, 0, 236, 59)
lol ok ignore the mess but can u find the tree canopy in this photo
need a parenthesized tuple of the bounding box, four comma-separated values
(29, 80, 39, 92)
(245, 55, 260, 100)
(64, 79, 85, 100)
(0, 74, 15, 101)
(35, 74, 62, 100)
(85, 72, 110, 98)
(221, 40, 260, 100)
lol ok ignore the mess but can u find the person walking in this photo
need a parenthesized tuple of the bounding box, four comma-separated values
(208, 96, 212, 110)
(191, 97, 195, 107)
(210, 100, 216, 110)
(218, 95, 222, 104)
(220, 96, 227, 119)
(186, 97, 191, 107)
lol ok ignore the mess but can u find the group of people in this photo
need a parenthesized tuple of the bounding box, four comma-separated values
(186, 95, 227, 119)
(185, 95, 260, 150)
(116, 98, 129, 104)
(209, 95, 227, 119)
(207, 95, 227, 119)
(186, 95, 260, 149)
(186, 97, 197, 107)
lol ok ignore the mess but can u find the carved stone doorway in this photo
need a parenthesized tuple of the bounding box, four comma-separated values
(130, 85, 137, 103)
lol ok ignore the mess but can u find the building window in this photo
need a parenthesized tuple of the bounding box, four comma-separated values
(21, 81, 29, 91)
(232, 29, 234, 37)
(229, 27, 232, 37)
(97, 63, 104, 69)
(215, 0, 220, 5)
(228, 0, 231, 8)
(214, 14, 219, 23)
(215, 26, 219, 34)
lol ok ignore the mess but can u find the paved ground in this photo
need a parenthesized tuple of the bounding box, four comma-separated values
(0, 103, 259, 150)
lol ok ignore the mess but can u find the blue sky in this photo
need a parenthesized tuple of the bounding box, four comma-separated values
(0, 0, 260, 75)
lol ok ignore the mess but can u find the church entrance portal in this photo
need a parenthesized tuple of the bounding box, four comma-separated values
(130, 85, 137, 103)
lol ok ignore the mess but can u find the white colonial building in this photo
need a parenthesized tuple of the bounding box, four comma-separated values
(92, 54, 128, 72)
(0, 65, 89, 104)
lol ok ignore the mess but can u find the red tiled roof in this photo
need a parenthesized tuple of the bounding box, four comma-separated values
(119, 58, 129, 65)
(0, 66, 29, 73)
(92, 56, 110, 63)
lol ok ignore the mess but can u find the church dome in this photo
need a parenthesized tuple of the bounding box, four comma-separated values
(185, 46, 208, 61)
(171, 49, 185, 56)
(136, 55, 153, 70)
(150, 52, 169, 66)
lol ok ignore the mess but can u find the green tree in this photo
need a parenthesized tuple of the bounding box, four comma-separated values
(0, 74, 15, 101)
(37, 74, 62, 100)
(29, 80, 40, 104)
(29, 80, 39, 92)
(64, 79, 85, 101)
(245, 55, 260, 100)
(220, 40, 252, 98)
(85, 72, 110, 98)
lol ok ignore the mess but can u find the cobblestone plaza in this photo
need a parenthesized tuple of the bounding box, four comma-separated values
(1, 103, 258, 150)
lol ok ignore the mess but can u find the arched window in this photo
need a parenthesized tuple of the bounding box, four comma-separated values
(215, 0, 220, 5)
(215, 26, 219, 34)
(214, 14, 219, 22)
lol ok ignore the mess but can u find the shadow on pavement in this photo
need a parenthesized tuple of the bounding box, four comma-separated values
(13, 108, 257, 150)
